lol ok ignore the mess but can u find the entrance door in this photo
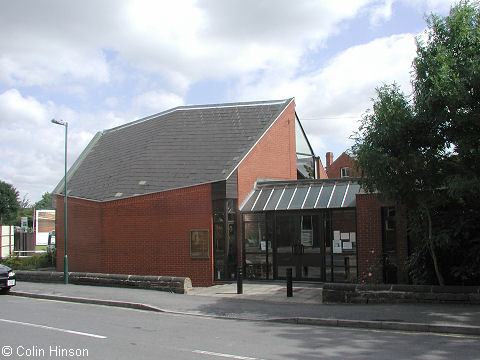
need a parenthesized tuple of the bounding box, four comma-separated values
(274, 214, 323, 280)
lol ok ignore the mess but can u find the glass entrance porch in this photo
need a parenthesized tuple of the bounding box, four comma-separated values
(243, 210, 357, 282)
(241, 179, 361, 283)
(275, 213, 324, 280)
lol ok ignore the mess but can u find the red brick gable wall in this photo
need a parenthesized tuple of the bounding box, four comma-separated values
(237, 100, 297, 205)
(56, 184, 214, 286)
(326, 152, 358, 179)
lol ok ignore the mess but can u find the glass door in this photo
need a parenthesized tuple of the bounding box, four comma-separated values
(275, 214, 298, 278)
(274, 214, 323, 280)
(299, 215, 323, 280)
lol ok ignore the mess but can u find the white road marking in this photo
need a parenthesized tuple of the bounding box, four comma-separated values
(0, 318, 107, 339)
(193, 350, 264, 360)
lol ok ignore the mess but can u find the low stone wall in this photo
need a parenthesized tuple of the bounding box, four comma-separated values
(322, 283, 480, 304)
(15, 271, 192, 294)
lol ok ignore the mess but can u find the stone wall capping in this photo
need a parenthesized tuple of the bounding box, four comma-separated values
(322, 282, 480, 304)
(15, 270, 192, 294)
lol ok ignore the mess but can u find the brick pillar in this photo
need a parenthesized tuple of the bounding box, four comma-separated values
(356, 194, 384, 283)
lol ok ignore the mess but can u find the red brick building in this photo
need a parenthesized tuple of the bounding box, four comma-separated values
(54, 99, 320, 286)
(54, 98, 408, 286)
(325, 151, 359, 179)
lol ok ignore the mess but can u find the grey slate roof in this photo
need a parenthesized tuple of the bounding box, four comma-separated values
(54, 98, 294, 201)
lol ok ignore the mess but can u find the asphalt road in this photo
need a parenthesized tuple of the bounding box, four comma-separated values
(0, 296, 479, 360)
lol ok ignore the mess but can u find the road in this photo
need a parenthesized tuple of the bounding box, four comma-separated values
(0, 296, 479, 360)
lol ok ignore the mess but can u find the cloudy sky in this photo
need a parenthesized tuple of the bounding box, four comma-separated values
(1, 0, 455, 203)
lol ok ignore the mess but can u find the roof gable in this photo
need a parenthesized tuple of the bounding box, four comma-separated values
(326, 152, 357, 179)
(55, 98, 293, 201)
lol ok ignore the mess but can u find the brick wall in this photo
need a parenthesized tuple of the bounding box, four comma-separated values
(356, 194, 408, 284)
(326, 152, 359, 179)
(316, 157, 328, 179)
(237, 100, 297, 205)
(56, 184, 214, 286)
(356, 194, 385, 282)
(55, 196, 103, 274)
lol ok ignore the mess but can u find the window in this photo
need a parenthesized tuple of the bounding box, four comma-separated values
(341, 167, 350, 178)
(295, 117, 316, 179)
(301, 215, 313, 246)
(385, 208, 396, 231)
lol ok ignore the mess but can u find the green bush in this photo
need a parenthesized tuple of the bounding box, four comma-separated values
(1, 252, 54, 270)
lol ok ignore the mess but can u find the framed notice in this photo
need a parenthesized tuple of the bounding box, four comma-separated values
(190, 230, 210, 259)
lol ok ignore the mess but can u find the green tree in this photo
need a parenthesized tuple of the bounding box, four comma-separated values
(352, 1, 480, 286)
(353, 85, 448, 285)
(413, 1, 480, 200)
(34, 192, 54, 210)
(0, 180, 20, 225)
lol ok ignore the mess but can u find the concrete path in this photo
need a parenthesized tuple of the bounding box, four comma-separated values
(7, 281, 480, 336)
(189, 281, 323, 304)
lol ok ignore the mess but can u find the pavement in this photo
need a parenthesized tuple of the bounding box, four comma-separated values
(7, 281, 480, 336)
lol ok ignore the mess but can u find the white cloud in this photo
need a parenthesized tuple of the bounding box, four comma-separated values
(0, 0, 383, 90)
(0, 89, 49, 128)
(132, 91, 185, 119)
(233, 32, 417, 157)
(370, 0, 395, 25)
(304, 33, 417, 155)
(402, 0, 456, 13)
(0, 89, 103, 202)
(0, 43, 109, 87)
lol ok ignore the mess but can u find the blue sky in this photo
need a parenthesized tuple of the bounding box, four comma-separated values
(0, 0, 454, 203)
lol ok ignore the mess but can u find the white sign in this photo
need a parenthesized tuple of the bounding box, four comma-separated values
(35, 210, 56, 246)
(350, 232, 356, 242)
(21, 217, 28, 230)
(343, 241, 353, 250)
(333, 239, 342, 253)
(341, 232, 350, 240)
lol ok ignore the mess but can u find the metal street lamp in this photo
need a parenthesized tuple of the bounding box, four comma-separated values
(51, 118, 69, 284)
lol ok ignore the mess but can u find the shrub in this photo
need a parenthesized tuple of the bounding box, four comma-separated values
(1, 252, 54, 270)
(358, 248, 383, 284)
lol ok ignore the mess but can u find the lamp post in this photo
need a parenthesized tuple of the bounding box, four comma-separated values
(51, 118, 69, 284)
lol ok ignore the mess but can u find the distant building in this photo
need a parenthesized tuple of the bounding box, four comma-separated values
(325, 151, 359, 179)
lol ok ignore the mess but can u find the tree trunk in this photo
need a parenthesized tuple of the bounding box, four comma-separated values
(425, 206, 445, 286)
